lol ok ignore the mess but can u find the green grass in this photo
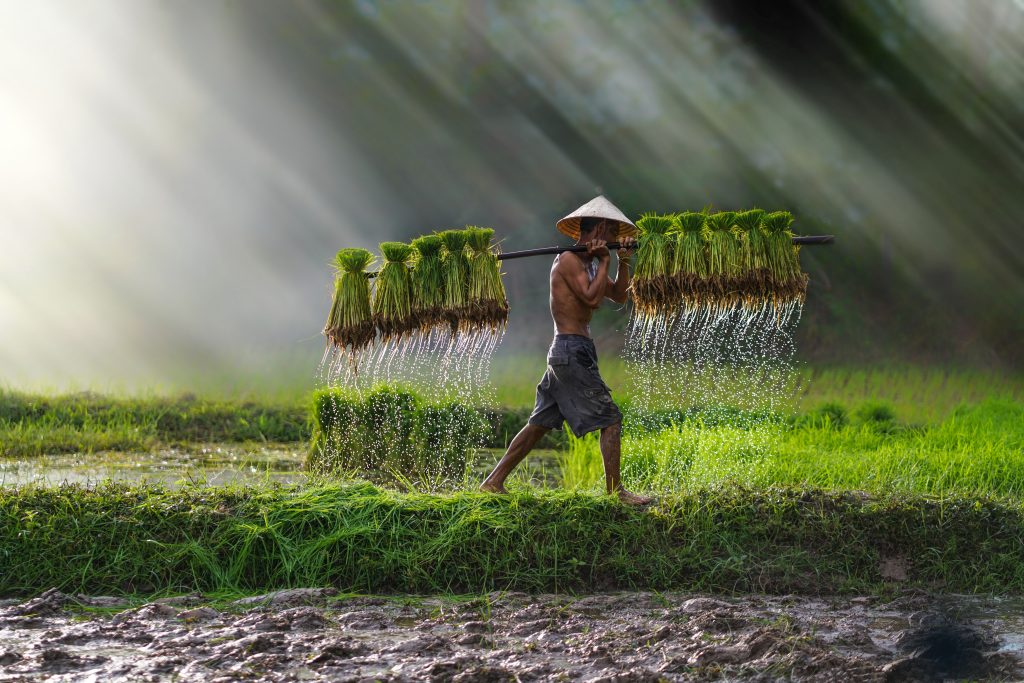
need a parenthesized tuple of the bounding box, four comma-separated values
(3, 373, 1024, 598)
(3, 481, 1024, 597)
(563, 399, 1024, 497)
(0, 390, 309, 457)
(4, 364, 1020, 458)
(0, 388, 568, 458)
(490, 357, 1024, 419)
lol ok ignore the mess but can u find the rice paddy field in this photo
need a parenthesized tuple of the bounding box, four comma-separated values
(1, 364, 1023, 680)
(1, 364, 1021, 591)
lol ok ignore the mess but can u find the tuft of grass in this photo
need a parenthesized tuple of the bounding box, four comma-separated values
(4, 481, 1024, 596)
(799, 401, 849, 429)
(855, 400, 898, 425)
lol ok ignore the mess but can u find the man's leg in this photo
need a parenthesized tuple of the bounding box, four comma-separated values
(599, 422, 653, 505)
(480, 423, 550, 493)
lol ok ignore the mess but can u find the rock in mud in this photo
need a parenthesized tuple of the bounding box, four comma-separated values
(231, 587, 338, 608)
(9, 588, 74, 616)
(155, 592, 206, 607)
(111, 602, 179, 625)
(178, 606, 220, 623)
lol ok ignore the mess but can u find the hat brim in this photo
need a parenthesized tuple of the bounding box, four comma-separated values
(556, 217, 638, 241)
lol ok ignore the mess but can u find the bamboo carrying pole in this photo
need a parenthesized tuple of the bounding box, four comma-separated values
(497, 235, 834, 261)
(366, 235, 834, 277)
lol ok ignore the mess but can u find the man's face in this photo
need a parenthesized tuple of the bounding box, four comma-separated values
(590, 219, 618, 242)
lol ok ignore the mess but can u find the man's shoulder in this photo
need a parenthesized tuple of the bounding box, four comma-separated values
(553, 251, 584, 273)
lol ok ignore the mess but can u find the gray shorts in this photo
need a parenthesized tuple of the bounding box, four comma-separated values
(528, 334, 623, 437)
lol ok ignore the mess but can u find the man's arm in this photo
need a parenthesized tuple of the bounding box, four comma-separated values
(605, 236, 635, 304)
(558, 244, 610, 309)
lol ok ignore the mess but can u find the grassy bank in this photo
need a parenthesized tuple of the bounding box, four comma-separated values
(2, 482, 1024, 597)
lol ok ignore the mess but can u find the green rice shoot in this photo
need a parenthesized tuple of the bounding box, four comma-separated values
(324, 247, 376, 352)
(372, 241, 416, 341)
(672, 211, 709, 306)
(631, 213, 677, 318)
(762, 210, 808, 306)
(410, 234, 445, 333)
(439, 229, 470, 333)
(733, 208, 767, 306)
(466, 226, 509, 332)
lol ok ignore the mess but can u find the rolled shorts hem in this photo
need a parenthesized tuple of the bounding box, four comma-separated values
(527, 412, 623, 438)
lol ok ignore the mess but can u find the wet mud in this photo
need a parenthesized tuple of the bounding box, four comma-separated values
(1, 588, 1022, 681)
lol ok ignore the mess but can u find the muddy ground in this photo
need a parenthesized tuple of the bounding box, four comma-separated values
(1, 588, 1022, 681)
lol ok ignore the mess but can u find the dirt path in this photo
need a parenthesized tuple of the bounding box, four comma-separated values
(1, 588, 1021, 681)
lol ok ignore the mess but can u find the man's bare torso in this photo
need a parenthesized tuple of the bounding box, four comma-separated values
(550, 252, 604, 337)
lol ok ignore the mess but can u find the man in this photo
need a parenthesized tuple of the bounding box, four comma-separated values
(481, 196, 654, 506)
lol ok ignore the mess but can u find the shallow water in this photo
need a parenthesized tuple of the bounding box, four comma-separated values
(0, 589, 1021, 681)
(0, 444, 307, 488)
(0, 446, 560, 490)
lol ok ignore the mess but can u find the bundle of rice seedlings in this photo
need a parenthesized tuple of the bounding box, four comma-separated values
(733, 208, 767, 306)
(323, 247, 376, 352)
(704, 211, 741, 308)
(439, 229, 470, 333)
(465, 226, 509, 332)
(372, 241, 416, 341)
(762, 210, 808, 306)
(631, 213, 676, 318)
(672, 211, 709, 307)
(410, 234, 445, 333)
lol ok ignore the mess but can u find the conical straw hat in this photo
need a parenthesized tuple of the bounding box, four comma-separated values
(556, 195, 638, 240)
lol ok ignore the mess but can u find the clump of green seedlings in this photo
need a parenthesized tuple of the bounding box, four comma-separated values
(733, 209, 766, 306)
(703, 211, 741, 308)
(410, 234, 446, 332)
(372, 241, 416, 341)
(310, 385, 487, 489)
(631, 207, 811, 313)
(630, 213, 677, 318)
(672, 211, 709, 306)
(439, 229, 471, 333)
(324, 248, 376, 351)
(762, 210, 808, 306)
(466, 226, 509, 332)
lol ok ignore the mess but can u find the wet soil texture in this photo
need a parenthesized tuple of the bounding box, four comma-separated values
(1, 588, 1021, 681)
